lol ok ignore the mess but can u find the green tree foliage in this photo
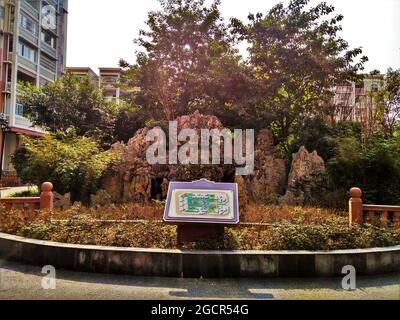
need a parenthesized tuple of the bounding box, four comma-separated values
(18, 73, 115, 148)
(119, 0, 255, 127)
(328, 132, 400, 205)
(231, 0, 368, 153)
(11, 130, 117, 203)
(290, 118, 361, 162)
(373, 68, 400, 137)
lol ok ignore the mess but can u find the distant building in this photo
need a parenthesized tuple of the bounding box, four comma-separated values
(333, 75, 383, 124)
(0, 0, 68, 173)
(65, 67, 99, 83)
(98, 67, 127, 104)
(67, 66, 137, 104)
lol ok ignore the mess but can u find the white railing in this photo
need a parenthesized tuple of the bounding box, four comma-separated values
(18, 55, 38, 73)
(40, 66, 56, 81)
(40, 42, 57, 58)
(20, 1, 40, 20)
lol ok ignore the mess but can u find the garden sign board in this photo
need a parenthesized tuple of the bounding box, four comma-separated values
(164, 179, 239, 225)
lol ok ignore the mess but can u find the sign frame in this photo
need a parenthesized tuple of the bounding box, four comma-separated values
(163, 179, 240, 225)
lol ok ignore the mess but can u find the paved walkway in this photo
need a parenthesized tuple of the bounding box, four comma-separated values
(0, 260, 399, 300)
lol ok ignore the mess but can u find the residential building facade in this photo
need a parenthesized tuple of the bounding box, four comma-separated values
(333, 75, 383, 124)
(67, 66, 134, 104)
(65, 66, 99, 83)
(0, 0, 68, 174)
(98, 67, 125, 103)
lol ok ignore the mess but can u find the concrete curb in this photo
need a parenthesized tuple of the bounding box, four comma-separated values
(1, 232, 399, 278)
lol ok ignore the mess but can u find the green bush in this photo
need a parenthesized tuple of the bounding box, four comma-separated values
(328, 133, 400, 205)
(9, 188, 39, 198)
(1, 204, 399, 251)
(11, 130, 118, 203)
(290, 118, 362, 162)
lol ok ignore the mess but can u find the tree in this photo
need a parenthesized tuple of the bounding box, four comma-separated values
(374, 68, 400, 138)
(11, 130, 117, 203)
(18, 73, 115, 148)
(120, 0, 254, 128)
(231, 0, 368, 154)
(328, 132, 400, 205)
(290, 118, 362, 162)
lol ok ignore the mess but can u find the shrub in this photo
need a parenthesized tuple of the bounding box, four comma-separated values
(328, 134, 400, 205)
(0, 207, 26, 235)
(9, 188, 40, 198)
(12, 130, 118, 203)
(1, 204, 399, 251)
(242, 204, 345, 224)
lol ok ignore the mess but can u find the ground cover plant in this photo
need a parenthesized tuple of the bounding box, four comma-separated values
(1, 204, 399, 251)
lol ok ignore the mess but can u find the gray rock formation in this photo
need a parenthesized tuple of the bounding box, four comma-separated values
(99, 111, 326, 207)
(101, 111, 233, 204)
(281, 146, 327, 205)
(236, 129, 287, 205)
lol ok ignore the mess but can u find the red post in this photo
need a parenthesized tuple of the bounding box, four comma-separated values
(40, 182, 54, 211)
(349, 187, 363, 226)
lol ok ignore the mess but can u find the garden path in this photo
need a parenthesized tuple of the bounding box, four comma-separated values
(0, 260, 399, 300)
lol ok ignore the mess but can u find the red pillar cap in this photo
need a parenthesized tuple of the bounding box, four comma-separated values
(350, 187, 362, 198)
(41, 182, 53, 192)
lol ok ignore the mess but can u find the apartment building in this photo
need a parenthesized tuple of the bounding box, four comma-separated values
(99, 67, 126, 103)
(65, 66, 99, 83)
(0, 0, 68, 173)
(67, 66, 134, 104)
(333, 75, 383, 123)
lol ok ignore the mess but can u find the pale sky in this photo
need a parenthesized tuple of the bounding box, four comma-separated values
(66, 0, 400, 74)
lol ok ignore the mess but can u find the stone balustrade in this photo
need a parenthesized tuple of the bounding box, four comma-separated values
(349, 187, 400, 226)
(0, 182, 54, 220)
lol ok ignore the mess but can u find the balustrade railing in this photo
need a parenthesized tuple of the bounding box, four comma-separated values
(349, 187, 400, 226)
(0, 182, 54, 221)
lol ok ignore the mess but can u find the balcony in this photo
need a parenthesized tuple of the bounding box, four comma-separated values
(14, 115, 35, 130)
(21, 1, 40, 21)
(40, 42, 57, 58)
(2, 82, 12, 94)
(19, 27, 39, 47)
(40, 66, 56, 81)
(14, 103, 33, 128)
(5, 52, 14, 64)
(46, 0, 59, 8)
(18, 56, 38, 73)
(101, 83, 118, 90)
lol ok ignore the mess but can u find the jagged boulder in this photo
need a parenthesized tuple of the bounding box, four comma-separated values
(236, 129, 287, 205)
(281, 146, 327, 205)
(101, 111, 233, 204)
(102, 128, 153, 204)
(100, 111, 326, 207)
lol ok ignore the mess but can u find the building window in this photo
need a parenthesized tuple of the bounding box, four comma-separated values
(371, 83, 379, 92)
(17, 41, 37, 63)
(16, 103, 24, 117)
(102, 76, 118, 85)
(41, 31, 56, 49)
(20, 13, 39, 36)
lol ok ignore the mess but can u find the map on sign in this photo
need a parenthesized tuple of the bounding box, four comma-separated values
(164, 179, 239, 225)
(176, 191, 230, 216)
